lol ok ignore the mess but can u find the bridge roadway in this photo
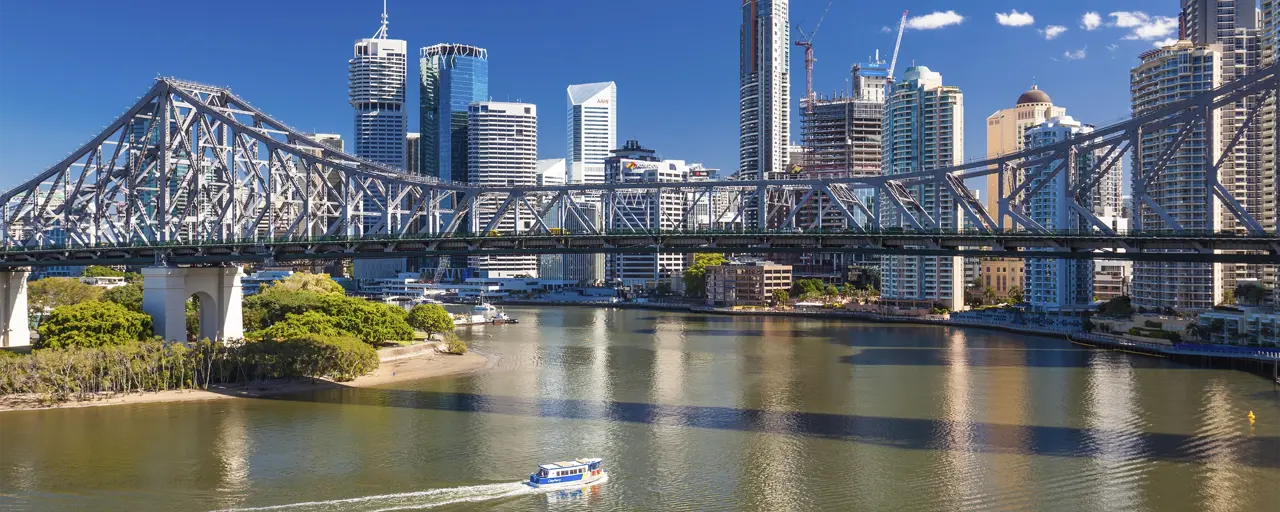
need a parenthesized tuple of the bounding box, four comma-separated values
(2, 230, 1277, 268)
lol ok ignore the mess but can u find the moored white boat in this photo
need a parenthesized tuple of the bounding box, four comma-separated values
(526, 458, 607, 488)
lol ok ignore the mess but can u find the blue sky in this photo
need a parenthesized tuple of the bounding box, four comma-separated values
(0, 0, 1185, 190)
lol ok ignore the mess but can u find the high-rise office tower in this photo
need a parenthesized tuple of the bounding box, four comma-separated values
(349, 5, 408, 280)
(881, 66, 965, 311)
(981, 86, 1066, 297)
(604, 140, 689, 288)
(405, 132, 421, 175)
(420, 44, 488, 182)
(1024, 116, 1096, 311)
(1131, 41, 1224, 310)
(567, 82, 617, 185)
(350, 5, 407, 169)
(468, 102, 539, 278)
(739, 0, 790, 180)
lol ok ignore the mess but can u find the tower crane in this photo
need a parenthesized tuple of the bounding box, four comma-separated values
(794, 0, 835, 114)
(887, 10, 908, 81)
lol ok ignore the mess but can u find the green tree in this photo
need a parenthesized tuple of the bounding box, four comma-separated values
(655, 282, 673, 296)
(824, 284, 840, 298)
(1234, 283, 1270, 306)
(268, 272, 345, 295)
(81, 265, 125, 278)
(772, 289, 790, 305)
(101, 283, 144, 313)
(1221, 287, 1236, 306)
(35, 300, 152, 349)
(682, 253, 728, 298)
(28, 278, 103, 315)
(1098, 296, 1134, 318)
(790, 278, 824, 298)
(863, 283, 879, 297)
(250, 311, 351, 341)
(982, 286, 998, 306)
(1007, 286, 1024, 304)
(407, 303, 455, 335)
(242, 288, 412, 345)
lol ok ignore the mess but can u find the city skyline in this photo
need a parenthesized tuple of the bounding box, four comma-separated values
(1, 0, 1190, 192)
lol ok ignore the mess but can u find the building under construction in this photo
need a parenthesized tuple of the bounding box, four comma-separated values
(798, 59, 888, 179)
(784, 59, 889, 282)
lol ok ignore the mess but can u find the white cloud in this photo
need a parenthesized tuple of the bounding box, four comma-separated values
(1106, 43, 1119, 51)
(1041, 25, 1068, 40)
(996, 10, 1035, 27)
(1081, 12, 1102, 30)
(907, 11, 965, 30)
(881, 26, 892, 33)
(1152, 37, 1179, 48)
(1064, 47, 1088, 60)
(1109, 11, 1179, 40)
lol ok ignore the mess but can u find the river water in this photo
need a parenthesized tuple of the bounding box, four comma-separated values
(2, 307, 1278, 511)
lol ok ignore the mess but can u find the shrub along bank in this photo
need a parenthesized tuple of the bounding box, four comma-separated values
(0, 336, 378, 404)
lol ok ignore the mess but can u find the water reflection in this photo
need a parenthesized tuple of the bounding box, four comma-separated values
(1083, 353, 1148, 511)
(1196, 380, 1246, 512)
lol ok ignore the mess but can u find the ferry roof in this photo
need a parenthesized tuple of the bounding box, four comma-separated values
(538, 458, 601, 470)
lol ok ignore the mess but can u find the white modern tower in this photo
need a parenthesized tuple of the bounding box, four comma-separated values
(880, 66, 965, 312)
(1024, 116, 1096, 311)
(567, 82, 617, 185)
(468, 102, 539, 278)
(349, 3, 408, 280)
(349, 3, 407, 170)
(1131, 41, 1224, 310)
(739, 0, 790, 180)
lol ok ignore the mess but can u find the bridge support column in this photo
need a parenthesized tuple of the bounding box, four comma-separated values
(143, 266, 244, 342)
(0, 270, 30, 348)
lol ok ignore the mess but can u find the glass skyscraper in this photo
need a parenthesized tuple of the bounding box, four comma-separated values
(420, 44, 488, 182)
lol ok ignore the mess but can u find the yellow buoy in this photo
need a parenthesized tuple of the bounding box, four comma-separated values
(1248, 411, 1256, 423)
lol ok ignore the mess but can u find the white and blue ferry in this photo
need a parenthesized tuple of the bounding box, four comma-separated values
(527, 458, 607, 488)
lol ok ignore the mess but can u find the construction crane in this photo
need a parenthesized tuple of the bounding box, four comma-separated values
(794, 0, 835, 114)
(887, 10, 908, 81)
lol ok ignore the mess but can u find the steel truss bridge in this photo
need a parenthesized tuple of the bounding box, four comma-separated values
(1, 66, 1278, 268)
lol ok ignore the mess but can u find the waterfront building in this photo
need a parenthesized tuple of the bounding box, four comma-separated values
(566, 82, 617, 185)
(1261, 0, 1279, 302)
(405, 132, 421, 175)
(981, 85, 1067, 300)
(739, 0, 790, 180)
(1197, 304, 1280, 347)
(880, 66, 964, 311)
(706, 261, 792, 307)
(604, 140, 688, 288)
(1023, 116, 1096, 311)
(242, 270, 295, 296)
(1131, 41, 1225, 310)
(349, 5, 408, 280)
(419, 44, 488, 183)
(467, 102, 539, 278)
(1094, 261, 1132, 301)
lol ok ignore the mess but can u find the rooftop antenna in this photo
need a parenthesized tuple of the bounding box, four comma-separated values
(373, 0, 389, 39)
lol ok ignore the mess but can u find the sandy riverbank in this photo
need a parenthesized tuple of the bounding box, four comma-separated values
(0, 346, 491, 412)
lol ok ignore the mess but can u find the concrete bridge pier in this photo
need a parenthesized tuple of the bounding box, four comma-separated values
(0, 269, 30, 347)
(143, 266, 244, 342)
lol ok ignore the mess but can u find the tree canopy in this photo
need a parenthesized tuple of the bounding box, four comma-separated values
(29, 278, 103, 314)
(267, 272, 345, 295)
(407, 303, 455, 335)
(1098, 296, 1134, 318)
(682, 253, 728, 298)
(1234, 283, 1271, 306)
(772, 289, 790, 305)
(243, 289, 412, 345)
(35, 300, 153, 349)
(101, 283, 144, 313)
(81, 266, 142, 284)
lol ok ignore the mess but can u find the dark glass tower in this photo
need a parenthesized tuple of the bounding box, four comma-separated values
(420, 44, 489, 183)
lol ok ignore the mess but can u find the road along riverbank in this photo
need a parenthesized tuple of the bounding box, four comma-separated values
(0, 344, 492, 412)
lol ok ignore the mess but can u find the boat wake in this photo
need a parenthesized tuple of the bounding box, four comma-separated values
(212, 481, 546, 512)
